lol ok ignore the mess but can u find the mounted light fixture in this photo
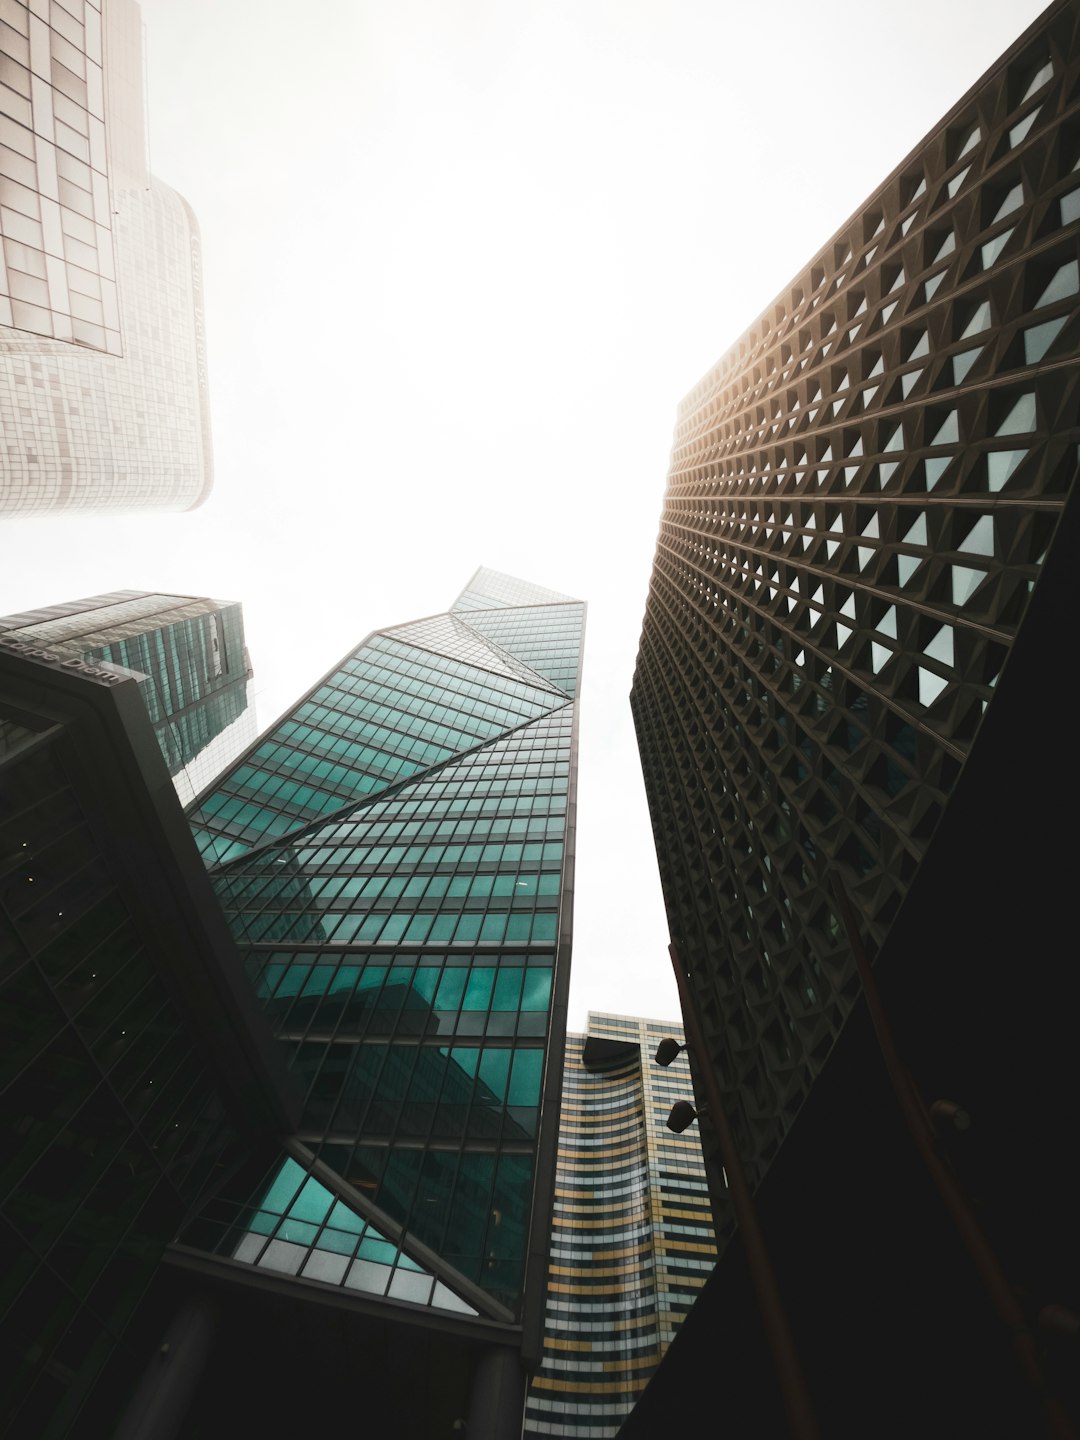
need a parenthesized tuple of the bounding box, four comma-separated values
(666, 1100, 700, 1134)
(929, 1099, 972, 1133)
(654, 1037, 686, 1067)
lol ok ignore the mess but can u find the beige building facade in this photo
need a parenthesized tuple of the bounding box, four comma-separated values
(0, 0, 212, 515)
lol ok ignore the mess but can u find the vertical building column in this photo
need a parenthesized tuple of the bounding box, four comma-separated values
(111, 1298, 217, 1440)
(466, 1345, 525, 1440)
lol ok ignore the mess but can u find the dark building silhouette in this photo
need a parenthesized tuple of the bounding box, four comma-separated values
(1, 568, 584, 1439)
(0, 645, 285, 1440)
(629, 3, 1079, 1434)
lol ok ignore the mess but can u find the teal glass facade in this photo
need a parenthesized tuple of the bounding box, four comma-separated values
(0, 593, 254, 805)
(181, 570, 584, 1319)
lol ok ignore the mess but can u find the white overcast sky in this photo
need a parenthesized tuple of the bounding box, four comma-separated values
(0, 0, 1047, 1028)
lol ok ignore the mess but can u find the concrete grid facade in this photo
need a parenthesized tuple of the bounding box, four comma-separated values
(631, 0, 1080, 1241)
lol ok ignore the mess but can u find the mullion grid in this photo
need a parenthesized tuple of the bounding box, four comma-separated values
(462, 604, 585, 694)
(214, 709, 571, 950)
(183, 1154, 470, 1313)
(287, 1031, 545, 1147)
(225, 713, 573, 1127)
(387, 613, 561, 692)
(244, 949, 555, 1046)
(191, 581, 582, 1313)
(212, 709, 574, 1311)
(366, 633, 562, 710)
(190, 635, 564, 854)
(452, 569, 576, 611)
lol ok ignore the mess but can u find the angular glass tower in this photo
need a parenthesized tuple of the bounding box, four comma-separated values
(169, 567, 585, 1433)
(0, 592, 255, 804)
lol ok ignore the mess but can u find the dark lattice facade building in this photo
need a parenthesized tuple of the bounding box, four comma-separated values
(628, 5, 1079, 1435)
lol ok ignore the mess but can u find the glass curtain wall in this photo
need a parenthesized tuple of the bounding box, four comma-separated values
(182, 570, 584, 1317)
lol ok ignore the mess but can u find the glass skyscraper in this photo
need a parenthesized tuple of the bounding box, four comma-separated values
(525, 1014, 716, 1439)
(0, 591, 255, 804)
(173, 566, 585, 1432)
(2, 567, 585, 1438)
(0, 0, 213, 515)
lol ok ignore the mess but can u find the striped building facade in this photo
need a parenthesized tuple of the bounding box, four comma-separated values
(524, 1013, 715, 1438)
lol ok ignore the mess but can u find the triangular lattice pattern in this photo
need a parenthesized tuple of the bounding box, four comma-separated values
(631, 7, 1080, 1218)
(181, 1154, 481, 1314)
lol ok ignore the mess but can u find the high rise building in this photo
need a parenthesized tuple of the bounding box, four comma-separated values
(524, 1013, 715, 1439)
(0, 0, 212, 516)
(1, 567, 584, 1438)
(0, 639, 286, 1440)
(0, 591, 256, 804)
(629, 3, 1079, 1433)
